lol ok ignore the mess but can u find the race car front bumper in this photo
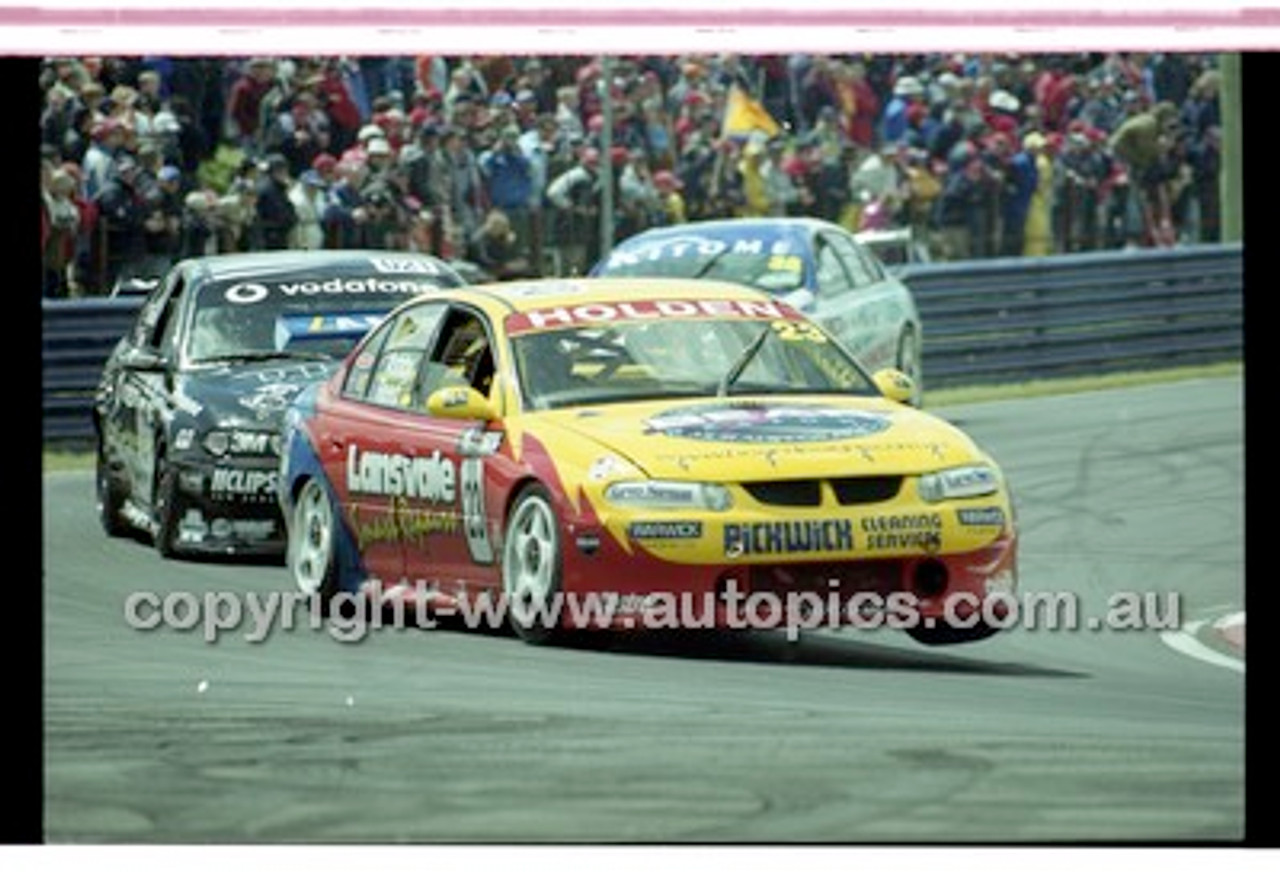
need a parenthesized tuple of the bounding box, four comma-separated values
(166, 456, 285, 555)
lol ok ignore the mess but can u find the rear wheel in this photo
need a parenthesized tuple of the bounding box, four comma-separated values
(289, 477, 340, 611)
(503, 485, 567, 645)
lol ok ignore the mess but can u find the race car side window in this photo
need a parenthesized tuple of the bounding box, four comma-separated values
(363, 303, 447, 411)
(132, 273, 182, 352)
(829, 232, 884, 288)
(813, 237, 854, 296)
(416, 307, 498, 404)
(341, 321, 395, 401)
(152, 277, 188, 359)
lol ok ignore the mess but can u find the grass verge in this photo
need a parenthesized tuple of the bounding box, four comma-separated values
(922, 361, 1241, 409)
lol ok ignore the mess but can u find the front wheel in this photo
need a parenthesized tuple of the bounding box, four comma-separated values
(289, 477, 340, 612)
(502, 485, 567, 645)
(152, 456, 182, 558)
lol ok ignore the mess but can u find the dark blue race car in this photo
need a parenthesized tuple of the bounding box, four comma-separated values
(93, 250, 465, 558)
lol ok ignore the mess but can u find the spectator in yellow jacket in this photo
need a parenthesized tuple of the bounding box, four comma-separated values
(737, 138, 770, 217)
(653, 170, 687, 224)
(1022, 131, 1054, 256)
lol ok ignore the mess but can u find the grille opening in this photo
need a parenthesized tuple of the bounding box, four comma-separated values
(830, 476, 903, 505)
(742, 480, 822, 507)
(913, 559, 950, 598)
(741, 561, 907, 598)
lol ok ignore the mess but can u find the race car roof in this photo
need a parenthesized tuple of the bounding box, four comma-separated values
(466, 276, 779, 313)
(177, 250, 463, 284)
(617, 216, 835, 242)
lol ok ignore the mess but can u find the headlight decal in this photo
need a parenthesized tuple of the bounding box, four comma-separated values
(917, 464, 1000, 502)
(604, 480, 733, 511)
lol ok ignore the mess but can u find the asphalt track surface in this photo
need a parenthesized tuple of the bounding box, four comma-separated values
(43, 376, 1245, 842)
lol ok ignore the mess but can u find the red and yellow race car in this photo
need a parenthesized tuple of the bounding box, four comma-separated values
(278, 278, 1016, 645)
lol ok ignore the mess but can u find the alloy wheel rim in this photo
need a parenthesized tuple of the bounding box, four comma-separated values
(505, 498, 557, 624)
(293, 481, 333, 594)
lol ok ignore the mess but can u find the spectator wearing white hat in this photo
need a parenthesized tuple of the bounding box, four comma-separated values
(288, 169, 328, 249)
(883, 75, 924, 145)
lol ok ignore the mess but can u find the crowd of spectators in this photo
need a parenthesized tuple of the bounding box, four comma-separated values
(39, 52, 1224, 298)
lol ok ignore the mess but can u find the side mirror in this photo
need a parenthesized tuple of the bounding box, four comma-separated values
(872, 368, 918, 406)
(120, 347, 167, 372)
(426, 385, 497, 422)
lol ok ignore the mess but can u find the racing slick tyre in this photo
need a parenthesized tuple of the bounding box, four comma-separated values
(152, 457, 183, 558)
(896, 326, 924, 408)
(289, 476, 341, 614)
(95, 445, 129, 538)
(503, 484, 568, 646)
(906, 620, 999, 646)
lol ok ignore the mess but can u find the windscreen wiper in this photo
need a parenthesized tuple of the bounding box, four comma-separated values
(716, 326, 773, 398)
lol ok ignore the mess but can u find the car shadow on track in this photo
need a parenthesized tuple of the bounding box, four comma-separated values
(556, 628, 1088, 678)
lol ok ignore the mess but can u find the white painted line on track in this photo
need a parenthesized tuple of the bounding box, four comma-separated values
(1159, 620, 1245, 674)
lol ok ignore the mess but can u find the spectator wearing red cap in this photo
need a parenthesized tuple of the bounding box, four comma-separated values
(310, 59, 362, 155)
(992, 131, 1038, 257)
(94, 156, 151, 287)
(933, 152, 991, 261)
(1057, 124, 1108, 252)
(264, 90, 332, 177)
(984, 88, 1021, 137)
(653, 169, 687, 224)
(311, 152, 338, 182)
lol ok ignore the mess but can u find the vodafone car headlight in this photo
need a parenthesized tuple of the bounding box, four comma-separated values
(604, 480, 733, 512)
(202, 429, 231, 457)
(917, 464, 1001, 502)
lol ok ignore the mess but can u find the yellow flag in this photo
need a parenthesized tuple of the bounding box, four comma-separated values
(721, 85, 781, 140)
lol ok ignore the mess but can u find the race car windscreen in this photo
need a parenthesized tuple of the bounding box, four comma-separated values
(184, 269, 453, 363)
(597, 237, 807, 294)
(511, 316, 879, 410)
